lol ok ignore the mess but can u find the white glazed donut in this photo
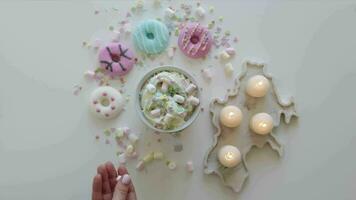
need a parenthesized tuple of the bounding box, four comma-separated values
(90, 86, 124, 119)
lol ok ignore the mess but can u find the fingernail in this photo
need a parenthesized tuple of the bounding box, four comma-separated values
(116, 175, 122, 181)
(121, 174, 131, 185)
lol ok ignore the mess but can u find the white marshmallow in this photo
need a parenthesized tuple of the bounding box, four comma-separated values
(186, 161, 194, 172)
(202, 68, 213, 81)
(146, 83, 156, 93)
(196, 6, 206, 18)
(136, 160, 145, 171)
(123, 23, 132, 34)
(126, 144, 134, 154)
(118, 154, 126, 164)
(225, 47, 236, 56)
(161, 81, 169, 93)
(163, 113, 174, 123)
(167, 47, 175, 59)
(173, 94, 185, 104)
(225, 63, 234, 76)
(185, 83, 197, 94)
(187, 96, 200, 106)
(219, 51, 230, 61)
(150, 108, 161, 117)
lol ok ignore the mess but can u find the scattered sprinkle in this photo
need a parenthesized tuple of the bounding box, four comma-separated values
(186, 161, 194, 172)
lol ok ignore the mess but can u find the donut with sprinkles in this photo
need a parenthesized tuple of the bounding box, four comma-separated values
(178, 23, 213, 59)
(90, 86, 125, 119)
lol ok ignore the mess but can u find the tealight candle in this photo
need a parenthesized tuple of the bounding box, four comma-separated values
(246, 75, 270, 97)
(250, 113, 274, 135)
(218, 145, 241, 168)
(220, 105, 243, 128)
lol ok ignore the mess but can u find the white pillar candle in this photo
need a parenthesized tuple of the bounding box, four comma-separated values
(220, 105, 243, 128)
(246, 75, 270, 97)
(218, 145, 241, 168)
(250, 113, 274, 135)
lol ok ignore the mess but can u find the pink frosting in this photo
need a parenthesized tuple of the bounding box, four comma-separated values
(178, 23, 213, 59)
(98, 42, 135, 76)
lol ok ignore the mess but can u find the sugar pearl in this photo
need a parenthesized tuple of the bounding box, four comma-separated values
(220, 105, 243, 128)
(218, 145, 241, 168)
(250, 113, 274, 135)
(246, 75, 270, 97)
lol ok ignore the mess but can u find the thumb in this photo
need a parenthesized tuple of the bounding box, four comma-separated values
(112, 174, 131, 200)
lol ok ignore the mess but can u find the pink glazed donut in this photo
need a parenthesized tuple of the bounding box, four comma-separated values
(178, 23, 213, 58)
(98, 42, 135, 76)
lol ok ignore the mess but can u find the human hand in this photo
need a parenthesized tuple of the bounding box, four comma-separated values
(92, 162, 137, 200)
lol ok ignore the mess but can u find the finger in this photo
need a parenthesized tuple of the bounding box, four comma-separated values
(127, 183, 137, 200)
(112, 174, 130, 200)
(105, 161, 118, 191)
(97, 164, 112, 195)
(117, 165, 128, 176)
(92, 174, 103, 200)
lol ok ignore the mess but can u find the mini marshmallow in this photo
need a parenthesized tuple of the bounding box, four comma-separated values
(201, 68, 213, 81)
(219, 51, 231, 61)
(146, 83, 156, 93)
(225, 47, 236, 56)
(128, 133, 139, 144)
(136, 160, 145, 171)
(143, 152, 154, 163)
(167, 47, 175, 59)
(126, 144, 134, 154)
(225, 63, 234, 76)
(153, 151, 164, 160)
(196, 6, 206, 18)
(163, 113, 174, 123)
(187, 96, 200, 106)
(84, 70, 95, 79)
(112, 30, 120, 42)
(123, 23, 132, 34)
(173, 94, 185, 104)
(93, 39, 102, 49)
(150, 108, 161, 117)
(115, 129, 124, 139)
(165, 7, 175, 18)
(123, 127, 130, 135)
(161, 81, 169, 93)
(186, 161, 194, 172)
(185, 83, 197, 94)
(167, 161, 177, 170)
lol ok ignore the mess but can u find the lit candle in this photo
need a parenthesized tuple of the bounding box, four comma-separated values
(250, 113, 274, 135)
(246, 75, 270, 97)
(220, 105, 243, 128)
(218, 145, 241, 168)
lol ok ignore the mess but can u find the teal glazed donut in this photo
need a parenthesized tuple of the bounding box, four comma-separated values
(133, 19, 170, 54)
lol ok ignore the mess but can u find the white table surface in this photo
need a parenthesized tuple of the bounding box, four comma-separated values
(0, 0, 356, 199)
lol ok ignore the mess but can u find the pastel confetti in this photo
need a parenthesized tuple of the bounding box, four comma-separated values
(136, 160, 145, 171)
(186, 161, 194, 172)
(84, 70, 95, 79)
(224, 63, 234, 76)
(118, 153, 127, 164)
(201, 68, 213, 81)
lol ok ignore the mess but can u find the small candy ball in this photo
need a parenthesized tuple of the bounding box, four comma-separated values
(246, 75, 270, 98)
(250, 113, 274, 135)
(218, 145, 241, 168)
(220, 105, 243, 128)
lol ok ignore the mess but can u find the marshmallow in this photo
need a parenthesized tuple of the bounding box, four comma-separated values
(196, 6, 206, 18)
(146, 83, 156, 93)
(115, 129, 124, 139)
(163, 113, 174, 123)
(123, 23, 132, 34)
(112, 30, 120, 42)
(187, 96, 200, 106)
(161, 81, 169, 93)
(150, 108, 161, 117)
(225, 63, 234, 76)
(84, 70, 95, 79)
(136, 160, 145, 171)
(128, 133, 139, 144)
(167, 161, 177, 170)
(225, 47, 236, 56)
(143, 152, 154, 163)
(167, 47, 175, 59)
(201, 68, 213, 81)
(126, 144, 134, 154)
(186, 161, 194, 172)
(153, 151, 164, 160)
(185, 83, 197, 94)
(173, 94, 185, 104)
(118, 154, 127, 164)
(219, 51, 231, 61)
